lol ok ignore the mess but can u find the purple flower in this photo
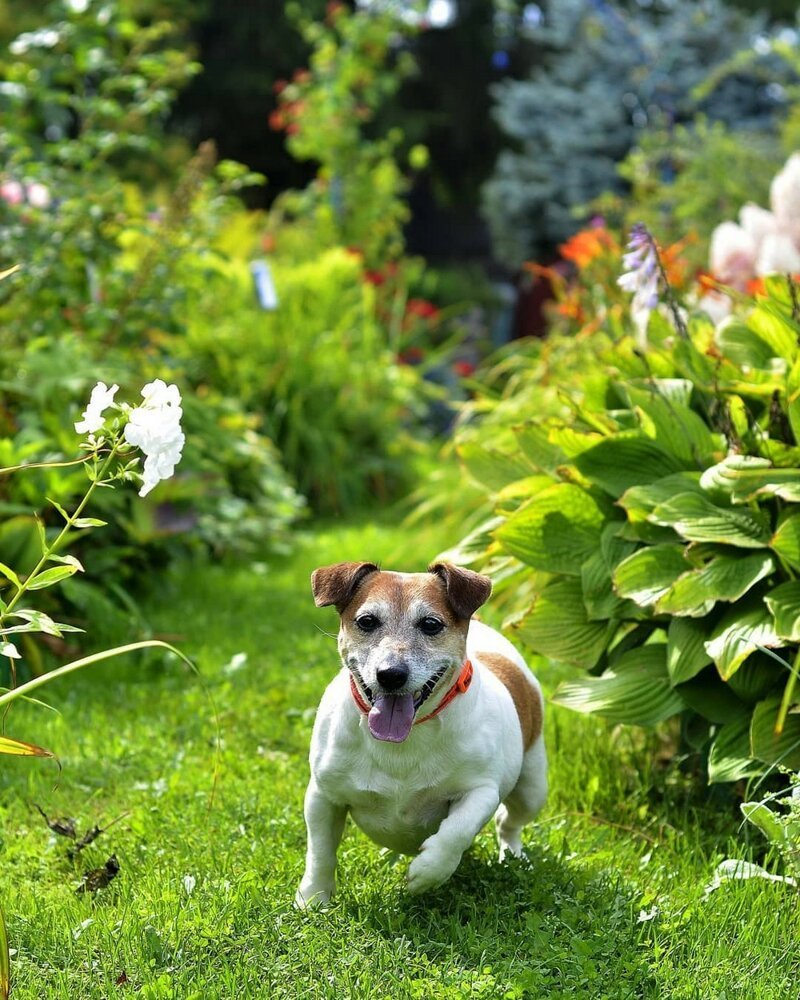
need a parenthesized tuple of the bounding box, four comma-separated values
(618, 223, 660, 344)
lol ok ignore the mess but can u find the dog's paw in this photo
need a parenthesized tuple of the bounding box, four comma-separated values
(294, 881, 334, 910)
(407, 840, 459, 895)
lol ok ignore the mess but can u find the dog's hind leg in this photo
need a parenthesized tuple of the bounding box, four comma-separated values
(495, 736, 548, 861)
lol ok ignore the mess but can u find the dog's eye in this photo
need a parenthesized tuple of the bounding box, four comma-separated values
(417, 616, 445, 636)
(355, 613, 381, 633)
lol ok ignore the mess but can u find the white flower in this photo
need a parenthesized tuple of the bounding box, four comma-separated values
(709, 221, 756, 291)
(123, 379, 185, 498)
(771, 152, 800, 243)
(756, 231, 800, 276)
(739, 203, 779, 254)
(75, 381, 119, 435)
(698, 290, 733, 324)
(26, 182, 51, 209)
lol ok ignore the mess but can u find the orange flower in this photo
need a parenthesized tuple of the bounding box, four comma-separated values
(559, 227, 617, 269)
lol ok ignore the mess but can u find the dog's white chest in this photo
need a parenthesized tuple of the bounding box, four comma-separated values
(342, 779, 453, 854)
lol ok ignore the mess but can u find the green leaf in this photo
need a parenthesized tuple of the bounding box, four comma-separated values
(457, 441, 534, 492)
(741, 801, 789, 846)
(727, 653, 783, 704)
(650, 492, 770, 548)
(715, 318, 775, 368)
(655, 552, 775, 617)
(26, 564, 80, 591)
(512, 578, 615, 669)
(676, 668, 747, 724)
(765, 581, 800, 641)
(667, 617, 712, 684)
(72, 517, 108, 528)
(0, 563, 21, 590)
(612, 544, 689, 606)
(580, 527, 637, 621)
(747, 303, 799, 362)
(771, 510, 800, 571)
(708, 713, 762, 784)
(750, 697, 800, 769)
(47, 553, 84, 572)
(46, 497, 70, 522)
(0, 643, 20, 660)
(706, 603, 784, 680)
(618, 472, 703, 524)
(626, 386, 718, 464)
(552, 645, 685, 727)
(495, 484, 608, 575)
(705, 461, 800, 504)
(513, 423, 566, 475)
(6, 610, 83, 638)
(573, 434, 688, 498)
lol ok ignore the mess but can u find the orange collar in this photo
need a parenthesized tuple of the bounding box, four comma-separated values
(349, 660, 473, 725)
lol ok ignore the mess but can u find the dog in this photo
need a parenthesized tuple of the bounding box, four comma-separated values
(295, 560, 548, 907)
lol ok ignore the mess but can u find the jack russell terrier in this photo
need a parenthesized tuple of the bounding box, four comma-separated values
(295, 561, 547, 907)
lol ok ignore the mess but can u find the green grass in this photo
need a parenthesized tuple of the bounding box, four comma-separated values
(0, 518, 798, 998)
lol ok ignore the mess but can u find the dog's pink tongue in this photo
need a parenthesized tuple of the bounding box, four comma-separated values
(368, 693, 415, 742)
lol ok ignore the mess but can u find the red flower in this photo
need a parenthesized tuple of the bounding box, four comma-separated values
(452, 360, 476, 378)
(364, 269, 385, 286)
(406, 298, 440, 321)
(272, 78, 288, 95)
(268, 110, 285, 132)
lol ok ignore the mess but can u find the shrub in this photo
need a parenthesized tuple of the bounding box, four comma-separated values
(444, 272, 800, 783)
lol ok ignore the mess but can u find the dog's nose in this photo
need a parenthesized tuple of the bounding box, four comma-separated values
(376, 663, 409, 691)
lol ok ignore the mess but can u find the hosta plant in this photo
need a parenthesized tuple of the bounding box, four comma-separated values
(450, 277, 800, 783)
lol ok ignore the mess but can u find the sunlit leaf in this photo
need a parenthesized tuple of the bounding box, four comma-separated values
(650, 492, 770, 548)
(0, 735, 54, 758)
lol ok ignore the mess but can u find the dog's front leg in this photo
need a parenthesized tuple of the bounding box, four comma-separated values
(407, 784, 500, 895)
(295, 780, 347, 909)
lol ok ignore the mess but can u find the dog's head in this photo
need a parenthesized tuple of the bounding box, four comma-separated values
(311, 561, 491, 743)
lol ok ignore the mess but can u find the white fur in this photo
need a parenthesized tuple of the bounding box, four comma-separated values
(296, 617, 547, 907)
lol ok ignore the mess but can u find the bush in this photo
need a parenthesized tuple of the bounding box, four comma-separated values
(442, 268, 800, 784)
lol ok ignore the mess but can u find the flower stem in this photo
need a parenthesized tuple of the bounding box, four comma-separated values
(1, 440, 121, 621)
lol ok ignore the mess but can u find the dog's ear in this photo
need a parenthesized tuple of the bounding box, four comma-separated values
(428, 562, 492, 620)
(311, 561, 380, 612)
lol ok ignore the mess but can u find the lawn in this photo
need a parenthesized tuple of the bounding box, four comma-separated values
(0, 519, 798, 999)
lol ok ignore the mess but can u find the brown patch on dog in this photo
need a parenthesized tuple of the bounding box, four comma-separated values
(345, 572, 467, 629)
(311, 562, 380, 612)
(478, 652, 542, 749)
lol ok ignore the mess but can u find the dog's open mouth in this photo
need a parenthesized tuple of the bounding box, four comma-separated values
(352, 665, 450, 743)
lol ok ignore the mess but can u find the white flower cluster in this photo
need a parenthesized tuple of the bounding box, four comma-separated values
(75, 379, 184, 498)
(123, 380, 185, 497)
(702, 152, 800, 320)
(74, 381, 119, 436)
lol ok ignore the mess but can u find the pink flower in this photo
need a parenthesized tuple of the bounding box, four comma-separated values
(0, 180, 24, 206)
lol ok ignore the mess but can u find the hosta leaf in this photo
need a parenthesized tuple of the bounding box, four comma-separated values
(650, 492, 770, 548)
(708, 713, 762, 784)
(771, 510, 800, 571)
(26, 564, 80, 590)
(513, 423, 566, 474)
(750, 697, 800, 769)
(655, 552, 775, 617)
(726, 653, 783, 704)
(715, 318, 775, 368)
(580, 527, 637, 621)
(747, 303, 799, 362)
(667, 617, 712, 684)
(573, 434, 688, 498)
(741, 801, 789, 846)
(494, 476, 554, 516)
(627, 387, 718, 464)
(618, 473, 703, 523)
(552, 645, 685, 727)
(676, 668, 747, 724)
(457, 441, 534, 492)
(764, 581, 800, 641)
(705, 602, 784, 680)
(699, 455, 771, 495)
(512, 578, 615, 669)
(612, 544, 689, 606)
(495, 483, 608, 575)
